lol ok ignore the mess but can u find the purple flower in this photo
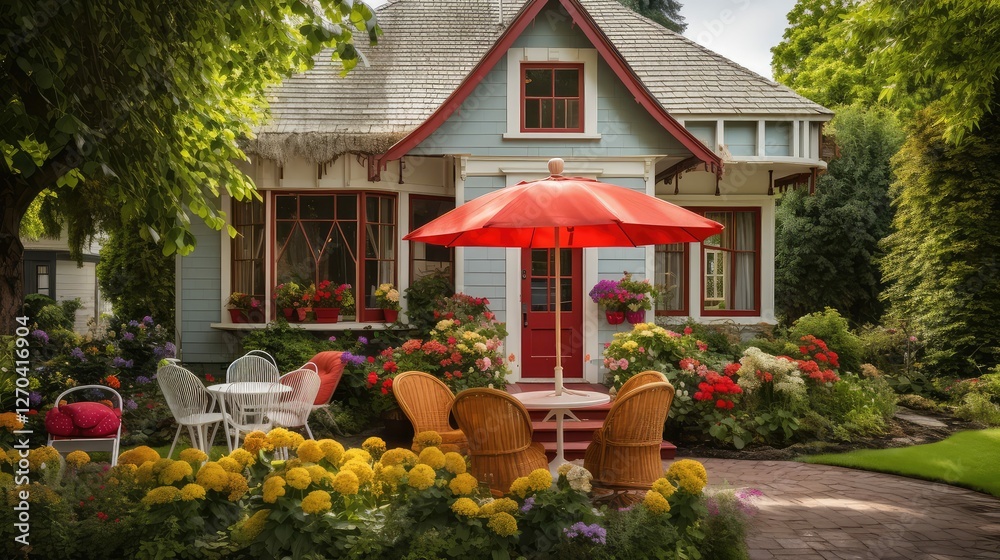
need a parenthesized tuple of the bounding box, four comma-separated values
(128, 320, 140, 327)
(564, 522, 606, 545)
(153, 342, 177, 359)
(520, 497, 535, 513)
(70, 347, 86, 360)
(122, 332, 135, 341)
(358, 336, 369, 345)
(143, 316, 154, 324)
(125, 399, 138, 410)
(111, 356, 128, 368)
(29, 391, 42, 407)
(31, 330, 49, 344)
(341, 352, 367, 366)
(135, 376, 151, 385)
(328, 335, 337, 342)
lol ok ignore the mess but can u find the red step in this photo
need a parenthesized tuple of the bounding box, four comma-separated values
(531, 420, 605, 442)
(542, 440, 677, 462)
(526, 402, 612, 422)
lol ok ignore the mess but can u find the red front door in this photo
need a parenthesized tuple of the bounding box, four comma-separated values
(520, 248, 583, 379)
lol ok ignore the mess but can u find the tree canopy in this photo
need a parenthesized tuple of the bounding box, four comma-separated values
(617, 0, 686, 33)
(0, 0, 379, 333)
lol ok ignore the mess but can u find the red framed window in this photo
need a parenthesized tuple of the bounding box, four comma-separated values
(272, 192, 397, 322)
(654, 208, 761, 316)
(521, 64, 584, 132)
(409, 195, 455, 285)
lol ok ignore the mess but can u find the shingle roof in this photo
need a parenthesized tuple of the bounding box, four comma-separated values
(248, 0, 831, 162)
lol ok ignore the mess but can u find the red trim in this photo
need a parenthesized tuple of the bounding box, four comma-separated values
(520, 63, 584, 133)
(376, 0, 722, 178)
(689, 207, 761, 317)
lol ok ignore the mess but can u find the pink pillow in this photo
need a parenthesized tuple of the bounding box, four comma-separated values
(56, 402, 122, 437)
(44, 407, 77, 436)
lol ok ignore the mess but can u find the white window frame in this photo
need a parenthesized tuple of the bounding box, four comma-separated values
(504, 47, 601, 140)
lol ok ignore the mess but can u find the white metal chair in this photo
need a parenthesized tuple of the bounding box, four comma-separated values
(222, 382, 282, 450)
(157, 364, 226, 458)
(270, 368, 322, 439)
(226, 350, 280, 383)
(47, 385, 123, 466)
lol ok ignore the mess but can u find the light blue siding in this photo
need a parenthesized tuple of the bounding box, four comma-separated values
(462, 177, 509, 315)
(178, 220, 229, 364)
(409, 4, 688, 158)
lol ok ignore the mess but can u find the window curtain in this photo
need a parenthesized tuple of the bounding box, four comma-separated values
(658, 246, 684, 309)
(734, 212, 755, 310)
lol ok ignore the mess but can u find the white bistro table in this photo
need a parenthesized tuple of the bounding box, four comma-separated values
(512, 390, 610, 469)
(207, 382, 292, 451)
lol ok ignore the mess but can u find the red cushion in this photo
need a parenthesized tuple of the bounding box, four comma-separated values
(307, 351, 345, 405)
(45, 407, 77, 436)
(55, 402, 122, 437)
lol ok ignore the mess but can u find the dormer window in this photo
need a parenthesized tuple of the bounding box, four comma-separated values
(522, 64, 583, 132)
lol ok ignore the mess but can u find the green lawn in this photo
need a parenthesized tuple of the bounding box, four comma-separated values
(801, 429, 1000, 497)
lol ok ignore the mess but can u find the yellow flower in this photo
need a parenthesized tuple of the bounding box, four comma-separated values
(480, 498, 518, 517)
(228, 448, 256, 468)
(451, 497, 480, 517)
(301, 490, 332, 515)
(666, 459, 708, 494)
(0, 472, 13, 487)
(227, 472, 249, 501)
(296, 440, 324, 463)
(196, 462, 230, 492)
(557, 462, 575, 477)
(307, 465, 330, 484)
(137, 462, 156, 486)
(376, 464, 406, 490)
(286, 467, 312, 490)
(266, 427, 297, 448)
(623, 340, 639, 351)
(448, 472, 479, 496)
(643, 489, 671, 514)
(413, 431, 442, 451)
(487, 512, 518, 536)
(142, 486, 181, 505)
(418, 446, 446, 469)
(340, 448, 372, 465)
(652, 478, 676, 499)
(331, 470, 360, 495)
(110, 463, 138, 481)
(242, 431, 274, 454)
(159, 460, 193, 485)
(318, 439, 345, 464)
(234, 509, 270, 543)
(218, 456, 243, 473)
(527, 468, 552, 492)
(0, 412, 24, 431)
(179, 448, 208, 463)
(27, 446, 60, 471)
(119, 446, 161, 467)
(443, 452, 467, 474)
(180, 483, 206, 501)
(406, 464, 436, 490)
(262, 476, 287, 503)
(362, 437, 387, 457)
(509, 477, 531, 498)
(65, 450, 90, 468)
(341, 459, 374, 485)
(379, 448, 418, 467)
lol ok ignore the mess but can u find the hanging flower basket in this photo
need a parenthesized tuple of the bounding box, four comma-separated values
(625, 310, 646, 324)
(605, 310, 625, 325)
(314, 307, 340, 323)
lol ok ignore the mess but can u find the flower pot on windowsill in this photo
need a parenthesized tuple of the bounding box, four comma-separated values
(297, 307, 312, 322)
(282, 308, 300, 322)
(625, 309, 646, 324)
(228, 309, 248, 323)
(383, 309, 399, 323)
(314, 307, 340, 323)
(605, 310, 625, 325)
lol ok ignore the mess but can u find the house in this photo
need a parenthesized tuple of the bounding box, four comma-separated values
(22, 232, 110, 334)
(175, 0, 832, 383)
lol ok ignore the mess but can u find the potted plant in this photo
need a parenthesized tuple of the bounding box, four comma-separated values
(617, 272, 659, 324)
(298, 284, 316, 321)
(225, 292, 261, 323)
(312, 280, 354, 323)
(589, 279, 627, 324)
(273, 282, 303, 322)
(374, 282, 402, 323)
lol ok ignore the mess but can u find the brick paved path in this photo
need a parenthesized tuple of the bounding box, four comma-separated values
(692, 459, 1000, 560)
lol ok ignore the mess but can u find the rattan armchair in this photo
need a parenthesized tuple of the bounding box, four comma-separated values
(584, 381, 675, 491)
(618, 370, 668, 397)
(392, 371, 468, 454)
(451, 388, 549, 496)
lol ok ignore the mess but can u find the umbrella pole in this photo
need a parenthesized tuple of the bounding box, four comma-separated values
(554, 227, 563, 396)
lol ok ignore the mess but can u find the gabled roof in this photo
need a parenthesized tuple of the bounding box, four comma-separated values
(247, 0, 831, 163)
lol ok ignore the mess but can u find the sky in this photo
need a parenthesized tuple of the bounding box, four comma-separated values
(366, 0, 796, 80)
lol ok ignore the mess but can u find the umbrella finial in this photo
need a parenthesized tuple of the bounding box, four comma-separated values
(548, 158, 565, 176)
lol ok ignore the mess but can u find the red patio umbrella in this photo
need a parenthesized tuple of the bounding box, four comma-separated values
(404, 159, 723, 394)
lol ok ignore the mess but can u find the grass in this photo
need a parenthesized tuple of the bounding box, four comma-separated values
(801, 429, 1000, 497)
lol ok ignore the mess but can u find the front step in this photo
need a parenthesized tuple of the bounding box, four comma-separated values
(530, 420, 605, 442)
(542, 440, 678, 462)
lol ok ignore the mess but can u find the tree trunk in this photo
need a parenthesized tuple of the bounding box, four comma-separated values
(0, 174, 42, 336)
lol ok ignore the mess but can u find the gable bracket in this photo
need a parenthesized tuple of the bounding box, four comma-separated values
(655, 155, 702, 185)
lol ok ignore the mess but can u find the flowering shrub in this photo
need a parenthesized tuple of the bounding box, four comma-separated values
(601, 322, 702, 389)
(374, 283, 402, 311)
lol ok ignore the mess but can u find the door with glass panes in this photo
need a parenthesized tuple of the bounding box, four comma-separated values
(519, 248, 583, 379)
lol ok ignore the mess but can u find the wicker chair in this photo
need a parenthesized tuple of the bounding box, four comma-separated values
(618, 370, 668, 397)
(584, 381, 675, 493)
(451, 388, 549, 496)
(392, 371, 469, 454)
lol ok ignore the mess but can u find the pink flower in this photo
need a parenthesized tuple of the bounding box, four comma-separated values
(696, 340, 708, 352)
(618, 358, 628, 370)
(683, 326, 693, 335)
(909, 336, 917, 342)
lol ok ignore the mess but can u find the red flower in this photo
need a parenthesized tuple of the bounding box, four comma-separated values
(815, 352, 828, 362)
(454, 371, 462, 379)
(723, 363, 741, 377)
(798, 346, 808, 355)
(381, 378, 393, 395)
(683, 326, 693, 335)
(367, 356, 376, 363)
(716, 399, 727, 409)
(384, 361, 398, 373)
(367, 372, 378, 387)
(696, 340, 708, 352)
(205, 373, 215, 383)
